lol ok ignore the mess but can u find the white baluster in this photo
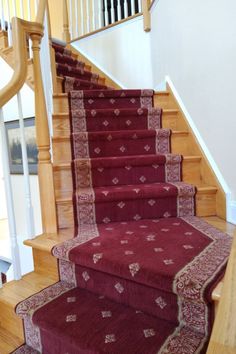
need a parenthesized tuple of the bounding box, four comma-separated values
(0, 0, 6, 31)
(6, 0, 12, 46)
(138, 0, 142, 12)
(104, 0, 109, 26)
(110, 0, 115, 23)
(20, 0, 24, 18)
(124, 0, 128, 18)
(17, 93, 35, 239)
(68, 0, 73, 39)
(117, 0, 121, 21)
(12, 0, 17, 16)
(34, 0, 39, 20)
(98, 0, 103, 28)
(27, 0, 31, 20)
(86, 0, 90, 33)
(80, 0, 84, 35)
(131, 0, 135, 15)
(75, 0, 78, 37)
(0, 108, 21, 281)
(91, 0, 95, 31)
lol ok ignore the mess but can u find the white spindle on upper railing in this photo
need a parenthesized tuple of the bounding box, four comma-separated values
(12, 0, 17, 16)
(91, 0, 95, 31)
(6, 0, 12, 46)
(20, 0, 24, 18)
(17, 92, 35, 239)
(117, 0, 121, 21)
(138, 0, 142, 12)
(75, 0, 79, 37)
(0, 108, 21, 281)
(0, 0, 6, 31)
(86, 0, 90, 33)
(98, 0, 103, 28)
(124, 0, 128, 18)
(131, 0, 135, 15)
(104, 0, 109, 26)
(110, 0, 115, 24)
(68, 0, 73, 39)
(79, 0, 84, 36)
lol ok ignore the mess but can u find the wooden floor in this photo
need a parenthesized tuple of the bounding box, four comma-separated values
(0, 216, 235, 354)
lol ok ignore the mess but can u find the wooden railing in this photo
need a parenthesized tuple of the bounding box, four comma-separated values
(61, 0, 151, 42)
(0, 0, 58, 285)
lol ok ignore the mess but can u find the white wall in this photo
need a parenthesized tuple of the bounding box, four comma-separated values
(72, 16, 152, 88)
(150, 0, 236, 209)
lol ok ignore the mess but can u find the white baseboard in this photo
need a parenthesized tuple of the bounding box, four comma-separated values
(165, 75, 234, 223)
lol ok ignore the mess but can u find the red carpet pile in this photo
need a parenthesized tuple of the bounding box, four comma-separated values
(13, 43, 232, 354)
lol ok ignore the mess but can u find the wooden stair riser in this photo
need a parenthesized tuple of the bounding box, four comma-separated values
(33, 249, 59, 280)
(52, 132, 190, 164)
(56, 188, 217, 229)
(0, 302, 24, 341)
(53, 157, 203, 196)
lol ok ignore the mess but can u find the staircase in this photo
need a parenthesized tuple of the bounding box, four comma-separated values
(0, 41, 228, 354)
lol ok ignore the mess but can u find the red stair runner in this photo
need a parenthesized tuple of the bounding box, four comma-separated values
(13, 43, 232, 354)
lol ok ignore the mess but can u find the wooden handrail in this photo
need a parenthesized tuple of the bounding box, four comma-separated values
(0, 0, 57, 234)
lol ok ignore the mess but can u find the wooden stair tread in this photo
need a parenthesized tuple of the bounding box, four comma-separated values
(0, 326, 23, 354)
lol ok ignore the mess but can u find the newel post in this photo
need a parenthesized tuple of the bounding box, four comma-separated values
(30, 28, 57, 234)
(62, 0, 71, 42)
(142, 0, 151, 32)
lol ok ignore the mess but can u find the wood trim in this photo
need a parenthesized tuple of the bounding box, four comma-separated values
(70, 13, 143, 43)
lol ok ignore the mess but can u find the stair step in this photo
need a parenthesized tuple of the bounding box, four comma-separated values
(55, 185, 216, 229)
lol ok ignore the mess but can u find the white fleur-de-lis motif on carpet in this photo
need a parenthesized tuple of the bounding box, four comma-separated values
(155, 296, 167, 309)
(133, 214, 141, 221)
(103, 217, 110, 224)
(173, 222, 180, 226)
(143, 329, 156, 338)
(163, 211, 171, 218)
(110, 98, 116, 104)
(133, 188, 140, 194)
(94, 147, 101, 154)
(140, 176, 146, 183)
(105, 227, 113, 231)
(136, 310, 143, 314)
(112, 177, 119, 185)
(101, 311, 112, 318)
(120, 240, 128, 244)
(183, 244, 194, 249)
(126, 231, 134, 235)
(124, 250, 134, 255)
(107, 134, 113, 141)
(130, 98, 136, 104)
(137, 108, 143, 115)
(93, 253, 103, 264)
(67, 297, 76, 303)
(152, 219, 159, 223)
(103, 120, 109, 126)
(114, 282, 124, 293)
(91, 110, 97, 116)
(88, 99, 94, 104)
(161, 228, 169, 232)
(114, 109, 120, 116)
(152, 164, 159, 169)
(154, 248, 164, 253)
(140, 225, 148, 228)
(129, 263, 140, 277)
(120, 92, 126, 97)
(132, 133, 138, 139)
(99, 295, 105, 299)
(125, 165, 132, 170)
(66, 314, 77, 322)
(163, 186, 170, 191)
(97, 168, 104, 173)
(117, 201, 125, 209)
(105, 334, 116, 344)
(144, 145, 150, 151)
(82, 271, 90, 282)
(102, 191, 109, 196)
(185, 232, 193, 235)
(148, 199, 156, 206)
(121, 221, 127, 224)
(146, 234, 155, 241)
(99, 92, 105, 97)
(163, 259, 174, 265)
(92, 242, 101, 247)
(120, 146, 126, 152)
(126, 120, 131, 126)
